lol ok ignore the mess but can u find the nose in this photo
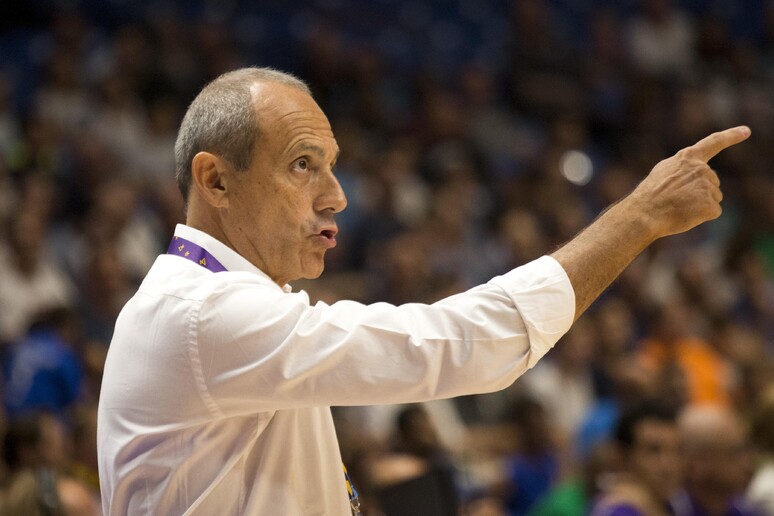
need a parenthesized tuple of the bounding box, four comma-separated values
(315, 169, 348, 214)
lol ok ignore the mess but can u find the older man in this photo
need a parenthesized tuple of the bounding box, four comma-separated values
(97, 67, 750, 515)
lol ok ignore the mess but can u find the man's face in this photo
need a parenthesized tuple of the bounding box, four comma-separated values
(226, 82, 346, 285)
(629, 419, 682, 503)
(684, 420, 753, 496)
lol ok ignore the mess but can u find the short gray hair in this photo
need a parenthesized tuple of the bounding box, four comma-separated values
(174, 67, 311, 205)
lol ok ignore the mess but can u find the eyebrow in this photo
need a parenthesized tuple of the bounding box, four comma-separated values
(288, 142, 340, 163)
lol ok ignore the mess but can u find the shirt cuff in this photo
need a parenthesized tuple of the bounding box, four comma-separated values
(489, 256, 576, 364)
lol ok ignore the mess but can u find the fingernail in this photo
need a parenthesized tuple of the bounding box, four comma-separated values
(739, 126, 751, 136)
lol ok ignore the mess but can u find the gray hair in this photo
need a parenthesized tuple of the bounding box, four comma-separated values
(174, 67, 311, 206)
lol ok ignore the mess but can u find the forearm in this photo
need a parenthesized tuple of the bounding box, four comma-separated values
(551, 198, 658, 321)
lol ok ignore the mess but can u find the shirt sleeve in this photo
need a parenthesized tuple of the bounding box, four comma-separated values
(195, 256, 575, 414)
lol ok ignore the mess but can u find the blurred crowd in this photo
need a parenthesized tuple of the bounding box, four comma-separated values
(0, 0, 773, 514)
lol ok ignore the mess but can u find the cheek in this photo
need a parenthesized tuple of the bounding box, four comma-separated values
(233, 179, 311, 235)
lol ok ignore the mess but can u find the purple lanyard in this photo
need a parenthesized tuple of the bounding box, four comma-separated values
(167, 236, 227, 272)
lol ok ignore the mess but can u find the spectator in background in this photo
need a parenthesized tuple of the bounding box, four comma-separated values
(522, 317, 596, 448)
(351, 404, 461, 516)
(627, 0, 696, 78)
(387, 405, 460, 515)
(68, 179, 161, 284)
(507, 0, 581, 119)
(0, 157, 15, 224)
(676, 406, 757, 515)
(33, 48, 93, 137)
(575, 357, 656, 462)
(2, 412, 70, 478)
(502, 396, 561, 516)
(89, 71, 147, 180)
(134, 96, 180, 185)
(0, 468, 101, 516)
(746, 384, 774, 515)
(527, 442, 620, 516)
(75, 242, 134, 347)
(493, 209, 549, 271)
(590, 400, 682, 516)
(591, 295, 640, 396)
(0, 405, 102, 513)
(0, 73, 21, 165)
(2, 307, 83, 418)
(727, 242, 774, 344)
(68, 404, 100, 495)
(0, 208, 74, 345)
(636, 298, 734, 407)
(392, 406, 456, 468)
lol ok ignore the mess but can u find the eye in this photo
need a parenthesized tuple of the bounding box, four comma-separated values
(292, 157, 310, 172)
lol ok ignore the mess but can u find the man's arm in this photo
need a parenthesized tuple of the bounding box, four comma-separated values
(551, 126, 751, 321)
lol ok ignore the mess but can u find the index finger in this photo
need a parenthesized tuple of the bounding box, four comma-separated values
(683, 126, 751, 162)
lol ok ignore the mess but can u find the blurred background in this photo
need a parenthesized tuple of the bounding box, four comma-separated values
(0, 0, 773, 514)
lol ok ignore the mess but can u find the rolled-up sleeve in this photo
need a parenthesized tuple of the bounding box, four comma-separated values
(488, 255, 575, 368)
(194, 255, 576, 414)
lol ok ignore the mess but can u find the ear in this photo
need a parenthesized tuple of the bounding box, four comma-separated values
(191, 151, 230, 209)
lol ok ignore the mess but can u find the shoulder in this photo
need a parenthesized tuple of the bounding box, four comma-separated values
(138, 255, 287, 303)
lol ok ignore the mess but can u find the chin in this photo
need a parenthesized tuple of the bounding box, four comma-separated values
(301, 264, 325, 280)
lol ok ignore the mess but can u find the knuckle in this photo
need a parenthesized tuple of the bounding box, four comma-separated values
(697, 165, 712, 178)
(676, 156, 691, 169)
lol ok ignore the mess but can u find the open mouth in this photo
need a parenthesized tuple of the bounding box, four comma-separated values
(316, 229, 338, 248)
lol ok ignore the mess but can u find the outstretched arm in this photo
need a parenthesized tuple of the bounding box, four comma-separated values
(551, 126, 751, 321)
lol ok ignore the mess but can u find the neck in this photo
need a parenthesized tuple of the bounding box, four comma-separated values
(186, 209, 230, 249)
(186, 196, 254, 259)
(185, 204, 283, 286)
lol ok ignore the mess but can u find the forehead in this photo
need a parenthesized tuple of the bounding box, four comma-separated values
(634, 419, 679, 445)
(250, 81, 337, 156)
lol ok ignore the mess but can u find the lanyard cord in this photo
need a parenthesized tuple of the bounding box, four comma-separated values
(167, 234, 363, 515)
(343, 464, 362, 515)
(167, 236, 227, 272)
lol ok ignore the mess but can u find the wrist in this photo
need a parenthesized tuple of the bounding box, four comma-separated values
(608, 196, 662, 245)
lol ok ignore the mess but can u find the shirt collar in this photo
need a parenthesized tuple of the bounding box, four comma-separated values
(173, 224, 293, 293)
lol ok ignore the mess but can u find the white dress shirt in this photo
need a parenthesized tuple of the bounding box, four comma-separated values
(97, 224, 575, 515)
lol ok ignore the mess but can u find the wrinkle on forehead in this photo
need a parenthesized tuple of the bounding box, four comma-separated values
(288, 142, 341, 161)
(249, 80, 336, 155)
(277, 111, 336, 158)
(282, 127, 337, 156)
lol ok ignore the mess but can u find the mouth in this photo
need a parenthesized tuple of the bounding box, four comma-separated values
(316, 228, 338, 248)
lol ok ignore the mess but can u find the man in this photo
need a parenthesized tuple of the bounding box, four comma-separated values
(746, 384, 774, 514)
(590, 401, 683, 516)
(97, 67, 750, 514)
(676, 406, 757, 515)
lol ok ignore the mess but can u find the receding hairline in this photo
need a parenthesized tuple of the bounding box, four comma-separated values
(215, 68, 312, 107)
(243, 78, 313, 121)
